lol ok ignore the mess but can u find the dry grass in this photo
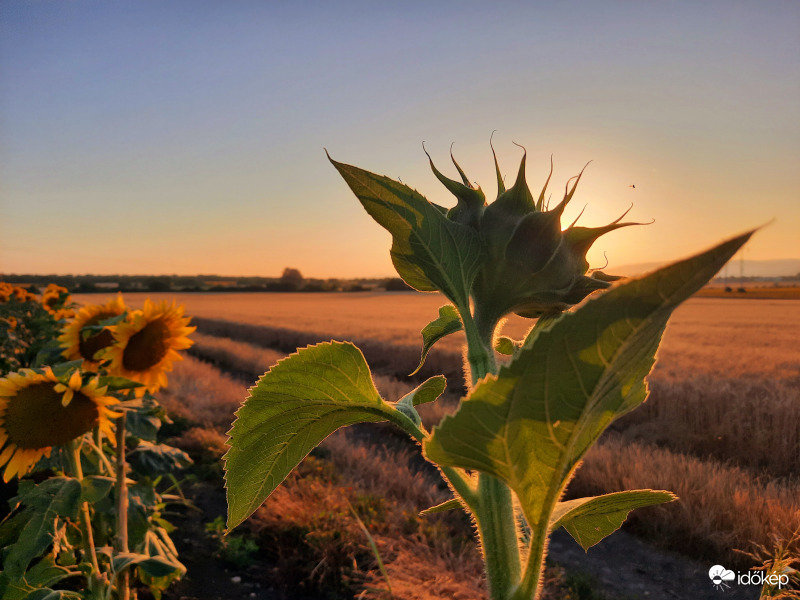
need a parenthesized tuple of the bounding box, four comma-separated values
(159, 354, 247, 430)
(616, 375, 800, 476)
(190, 331, 285, 378)
(569, 435, 800, 568)
(189, 315, 465, 387)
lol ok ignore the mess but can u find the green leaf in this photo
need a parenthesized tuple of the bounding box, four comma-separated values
(128, 441, 192, 478)
(0, 557, 77, 600)
(419, 498, 462, 516)
(329, 155, 486, 310)
(98, 375, 145, 392)
(396, 375, 447, 426)
(425, 231, 753, 535)
(411, 305, 463, 375)
(550, 490, 677, 550)
(0, 574, 34, 600)
(1, 478, 82, 580)
(225, 341, 423, 530)
(113, 553, 183, 578)
(80, 476, 116, 504)
(494, 336, 519, 356)
(22, 554, 78, 588)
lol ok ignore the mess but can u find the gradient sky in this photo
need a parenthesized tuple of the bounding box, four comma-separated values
(2, 1, 798, 277)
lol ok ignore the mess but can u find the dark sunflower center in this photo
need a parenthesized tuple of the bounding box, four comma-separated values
(122, 318, 170, 372)
(5, 384, 99, 448)
(79, 312, 118, 361)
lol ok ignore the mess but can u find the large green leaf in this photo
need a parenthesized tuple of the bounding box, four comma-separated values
(550, 490, 676, 550)
(425, 231, 752, 534)
(329, 155, 485, 310)
(225, 341, 423, 530)
(0, 478, 81, 580)
(411, 305, 463, 375)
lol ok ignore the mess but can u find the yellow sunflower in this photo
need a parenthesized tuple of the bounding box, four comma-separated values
(59, 294, 127, 367)
(0, 283, 35, 303)
(0, 282, 14, 302)
(104, 299, 195, 395)
(0, 368, 119, 482)
(41, 284, 73, 319)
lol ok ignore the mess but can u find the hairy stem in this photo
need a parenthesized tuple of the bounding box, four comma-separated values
(460, 307, 521, 599)
(115, 413, 130, 600)
(67, 440, 104, 593)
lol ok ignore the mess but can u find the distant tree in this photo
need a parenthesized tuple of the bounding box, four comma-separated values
(76, 281, 98, 293)
(280, 268, 304, 291)
(146, 277, 172, 292)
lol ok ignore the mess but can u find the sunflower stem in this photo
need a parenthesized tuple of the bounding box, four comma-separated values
(460, 308, 522, 599)
(89, 426, 115, 475)
(67, 440, 104, 592)
(115, 412, 130, 600)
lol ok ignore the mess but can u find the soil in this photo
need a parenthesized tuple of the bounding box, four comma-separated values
(160, 480, 284, 600)
(548, 529, 760, 600)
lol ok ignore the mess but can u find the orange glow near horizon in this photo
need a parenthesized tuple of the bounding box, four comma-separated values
(1, 3, 798, 278)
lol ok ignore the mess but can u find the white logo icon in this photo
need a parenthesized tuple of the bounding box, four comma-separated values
(709, 565, 735, 590)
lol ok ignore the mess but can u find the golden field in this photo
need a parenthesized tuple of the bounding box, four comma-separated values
(72, 291, 800, 361)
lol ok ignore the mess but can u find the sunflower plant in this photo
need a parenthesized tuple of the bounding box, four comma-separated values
(224, 143, 754, 599)
(0, 283, 74, 373)
(0, 290, 195, 600)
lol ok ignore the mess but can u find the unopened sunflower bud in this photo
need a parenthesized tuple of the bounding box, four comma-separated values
(428, 145, 644, 336)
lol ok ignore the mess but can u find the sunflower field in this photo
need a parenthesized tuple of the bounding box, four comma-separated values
(0, 283, 195, 599)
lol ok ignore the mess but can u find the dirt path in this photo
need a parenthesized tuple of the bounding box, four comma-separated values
(548, 529, 760, 600)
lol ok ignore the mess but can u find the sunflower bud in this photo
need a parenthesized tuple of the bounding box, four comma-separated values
(427, 144, 642, 338)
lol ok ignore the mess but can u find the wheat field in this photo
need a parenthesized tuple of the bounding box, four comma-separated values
(73, 291, 800, 368)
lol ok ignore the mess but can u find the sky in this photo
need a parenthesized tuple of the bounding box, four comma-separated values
(1, 1, 799, 278)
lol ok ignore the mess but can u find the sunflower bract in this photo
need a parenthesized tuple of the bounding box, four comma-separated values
(427, 147, 640, 339)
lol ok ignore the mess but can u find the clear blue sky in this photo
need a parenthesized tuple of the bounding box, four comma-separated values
(2, 1, 798, 277)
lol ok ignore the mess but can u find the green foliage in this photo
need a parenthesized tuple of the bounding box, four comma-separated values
(550, 490, 676, 551)
(0, 298, 61, 374)
(205, 516, 259, 567)
(412, 304, 463, 374)
(494, 336, 520, 356)
(225, 146, 755, 600)
(0, 285, 192, 599)
(328, 154, 485, 313)
(225, 341, 431, 529)
(0, 478, 82, 580)
(424, 234, 748, 549)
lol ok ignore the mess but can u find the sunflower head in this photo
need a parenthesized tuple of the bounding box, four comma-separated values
(0, 368, 119, 481)
(41, 284, 73, 319)
(0, 283, 35, 303)
(424, 145, 642, 335)
(104, 299, 195, 395)
(59, 294, 127, 367)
